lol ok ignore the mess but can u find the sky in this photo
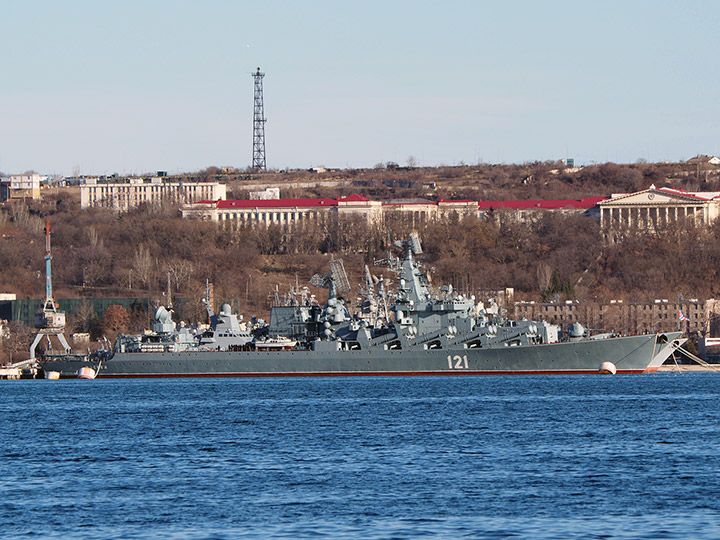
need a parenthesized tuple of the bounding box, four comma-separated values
(1, 0, 719, 176)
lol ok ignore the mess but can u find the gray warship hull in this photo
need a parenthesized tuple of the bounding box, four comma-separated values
(40, 332, 681, 378)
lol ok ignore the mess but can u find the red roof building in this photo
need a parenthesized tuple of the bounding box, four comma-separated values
(477, 196, 607, 210)
(181, 194, 610, 228)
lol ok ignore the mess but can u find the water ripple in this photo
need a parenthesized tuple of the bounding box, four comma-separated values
(1, 375, 719, 538)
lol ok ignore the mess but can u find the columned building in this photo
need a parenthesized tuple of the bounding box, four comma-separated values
(598, 185, 720, 242)
(183, 195, 383, 230)
(382, 199, 479, 227)
(181, 195, 480, 228)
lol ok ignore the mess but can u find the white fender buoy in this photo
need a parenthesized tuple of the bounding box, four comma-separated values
(598, 362, 617, 375)
(78, 366, 97, 379)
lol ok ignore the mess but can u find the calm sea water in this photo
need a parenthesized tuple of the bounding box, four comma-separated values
(1, 374, 719, 539)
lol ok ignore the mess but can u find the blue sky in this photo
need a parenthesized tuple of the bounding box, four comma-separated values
(1, 0, 719, 175)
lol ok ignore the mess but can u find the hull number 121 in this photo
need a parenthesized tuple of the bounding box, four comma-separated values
(447, 354, 469, 369)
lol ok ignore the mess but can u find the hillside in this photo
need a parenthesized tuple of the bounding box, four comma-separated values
(2, 160, 720, 345)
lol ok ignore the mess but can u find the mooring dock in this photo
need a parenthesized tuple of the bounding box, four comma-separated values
(0, 358, 61, 379)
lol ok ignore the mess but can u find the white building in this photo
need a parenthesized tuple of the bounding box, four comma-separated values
(80, 178, 226, 210)
(686, 155, 720, 166)
(250, 187, 281, 200)
(598, 185, 720, 242)
(180, 194, 480, 228)
(1, 174, 43, 201)
(183, 194, 383, 228)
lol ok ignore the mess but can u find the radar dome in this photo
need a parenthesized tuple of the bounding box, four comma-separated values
(221, 304, 231, 315)
(154, 306, 172, 324)
(568, 322, 585, 338)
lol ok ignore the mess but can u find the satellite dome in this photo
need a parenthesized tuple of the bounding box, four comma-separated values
(154, 306, 172, 324)
(221, 304, 232, 315)
(568, 322, 585, 338)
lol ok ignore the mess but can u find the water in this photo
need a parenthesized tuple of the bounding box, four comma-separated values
(1, 374, 720, 539)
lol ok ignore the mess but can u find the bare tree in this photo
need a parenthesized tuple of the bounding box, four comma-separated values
(134, 245, 154, 289)
(166, 258, 194, 291)
(74, 300, 97, 333)
(1, 321, 33, 364)
(87, 226, 102, 248)
(536, 262, 553, 294)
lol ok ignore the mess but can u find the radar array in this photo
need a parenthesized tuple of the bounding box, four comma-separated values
(310, 259, 351, 297)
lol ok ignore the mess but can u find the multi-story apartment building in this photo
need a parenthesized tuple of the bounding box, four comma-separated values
(80, 177, 226, 210)
(0, 174, 43, 201)
(514, 298, 713, 338)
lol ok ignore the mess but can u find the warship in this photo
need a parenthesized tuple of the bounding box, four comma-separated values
(40, 235, 681, 378)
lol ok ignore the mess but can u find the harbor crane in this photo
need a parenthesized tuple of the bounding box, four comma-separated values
(29, 221, 71, 361)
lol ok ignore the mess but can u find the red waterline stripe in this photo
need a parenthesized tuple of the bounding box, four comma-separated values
(62, 369, 647, 379)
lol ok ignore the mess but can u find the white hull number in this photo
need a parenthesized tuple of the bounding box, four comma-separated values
(447, 354, 469, 369)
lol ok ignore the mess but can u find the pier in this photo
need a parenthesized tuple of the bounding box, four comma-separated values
(0, 358, 59, 379)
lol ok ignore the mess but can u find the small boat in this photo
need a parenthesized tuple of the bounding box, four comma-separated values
(254, 337, 297, 351)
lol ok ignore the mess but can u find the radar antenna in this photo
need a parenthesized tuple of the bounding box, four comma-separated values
(408, 232, 423, 255)
(310, 258, 351, 298)
(375, 232, 423, 272)
(392, 232, 422, 256)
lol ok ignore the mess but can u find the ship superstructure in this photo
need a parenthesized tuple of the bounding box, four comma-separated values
(199, 288, 253, 350)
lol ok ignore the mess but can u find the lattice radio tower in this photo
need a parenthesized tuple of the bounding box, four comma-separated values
(252, 67, 267, 170)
